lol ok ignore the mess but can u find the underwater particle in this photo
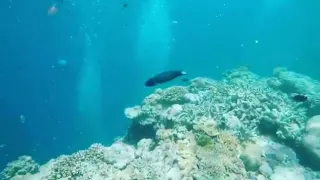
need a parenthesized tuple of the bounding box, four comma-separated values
(172, 20, 178, 24)
(293, 94, 308, 102)
(48, 4, 58, 15)
(145, 70, 187, 87)
(20, 115, 25, 123)
(240, 44, 244, 47)
(254, 40, 259, 43)
(16, 17, 21, 23)
(0, 144, 6, 148)
(57, 59, 68, 66)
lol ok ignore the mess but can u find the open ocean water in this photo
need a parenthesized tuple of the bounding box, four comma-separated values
(0, 0, 319, 179)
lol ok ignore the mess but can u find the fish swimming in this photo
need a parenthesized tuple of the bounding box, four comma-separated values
(122, 3, 128, 8)
(145, 70, 187, 87)
(293, 94, 308, 102)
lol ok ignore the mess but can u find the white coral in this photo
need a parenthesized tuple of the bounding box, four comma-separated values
(124, 106, 141, 119)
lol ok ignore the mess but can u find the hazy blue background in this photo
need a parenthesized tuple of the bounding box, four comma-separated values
(0, 0, 319, 170)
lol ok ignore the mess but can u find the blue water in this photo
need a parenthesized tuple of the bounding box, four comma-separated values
(0, 0, 319, 170)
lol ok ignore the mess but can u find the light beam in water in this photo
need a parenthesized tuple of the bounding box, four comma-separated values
(136, 0, 173, 76)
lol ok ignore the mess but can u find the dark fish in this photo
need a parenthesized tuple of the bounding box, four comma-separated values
(122, 3, 128, 8)
(182, 77, 189, 82)
(145, 70, 187, 87)
(293, 94, 308, 102)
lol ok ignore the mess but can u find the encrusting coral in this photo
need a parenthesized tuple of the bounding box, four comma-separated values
(3, 67, 320, 180)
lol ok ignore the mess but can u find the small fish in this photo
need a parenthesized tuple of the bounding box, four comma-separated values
(145, 70, 187, 87)
(122, 3, 128, 8)
(181, 77, 189, 82)
(293, 94, 308, 102)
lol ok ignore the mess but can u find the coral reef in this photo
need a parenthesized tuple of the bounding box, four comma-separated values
(126, 67, 307, 143)
(301, 115, 320, 169)
(2, 67, 320, 180)
(240, 142, 262, 171)
(0, 156, 39, 179)
(3, 134, 245, 180)
(271, 67, 320, 116)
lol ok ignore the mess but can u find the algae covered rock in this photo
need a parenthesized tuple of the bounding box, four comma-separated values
(240, 143, 262, 171)
(301, 115, 320, 169)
